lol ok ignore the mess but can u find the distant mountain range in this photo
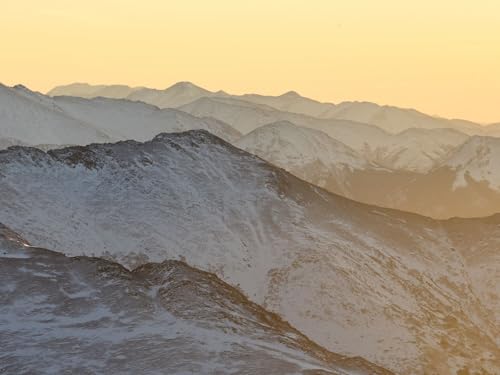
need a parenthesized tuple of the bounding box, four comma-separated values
(0, 81, 497, 218)
(49, 81, 500, 134)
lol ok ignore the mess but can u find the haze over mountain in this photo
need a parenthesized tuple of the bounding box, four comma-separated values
(235, 121, 379, 197)
(1, 131, 498, 374)
(49, 82, 228, 109)
(5, 1, 500, 374)
(7, 82, 500, 218)
(0, 83, 240, 147)
(235, 122, 500, 218)
(49, 81, 495, 135)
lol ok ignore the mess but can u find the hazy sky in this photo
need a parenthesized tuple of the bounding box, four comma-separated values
(2, 0, 499, 123)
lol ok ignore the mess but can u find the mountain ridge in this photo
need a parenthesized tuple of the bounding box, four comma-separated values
(1, 223, 392, 375)
(47, 81, 496, 133)
(1, 130, 498, 374)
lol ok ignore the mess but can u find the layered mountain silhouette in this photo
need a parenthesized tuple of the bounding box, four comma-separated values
(6, 82, 500, 218)
(0, 83, 240, 146)
(49, 81, 491, 135)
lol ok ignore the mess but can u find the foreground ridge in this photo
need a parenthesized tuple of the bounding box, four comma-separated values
(0, 224, 391, 375)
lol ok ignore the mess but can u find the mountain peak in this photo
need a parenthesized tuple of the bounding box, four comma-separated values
(166, 81, 210, 93)
(281, 90, 301, 98)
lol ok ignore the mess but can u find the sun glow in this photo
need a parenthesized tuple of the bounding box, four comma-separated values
(2, 0, 499, 122)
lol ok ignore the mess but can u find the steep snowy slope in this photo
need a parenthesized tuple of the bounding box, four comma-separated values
(0, 131, 498, 374)
(442, 135, 500, 190)
(232, 122, 497, 218)
(314, 134, 500, 219)
(0, 84, 241, 148)
(0, 83, 111, 146)
(371, 136, 500, 218)
(370, 127, 469, 172)
(0, 225, 391, 375)
(180, 96, 469, 172)
(52, 95, 241, 143)
(235, 121, 378, 196)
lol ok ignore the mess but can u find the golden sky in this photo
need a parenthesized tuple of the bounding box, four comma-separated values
(2, 0, 499, 123)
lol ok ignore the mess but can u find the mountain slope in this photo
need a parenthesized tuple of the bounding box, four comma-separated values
(0, 131, 498, 374)
(0, 83, 111, 146)
(180, 96, 468, 172)
(372, 136, 500, 218)
(0, 84, 241, 148)
(442, 135, 500, 191)
(235, 121, 378, 196)
(0, 225, 391, 375)
(52, 95, 241, 143)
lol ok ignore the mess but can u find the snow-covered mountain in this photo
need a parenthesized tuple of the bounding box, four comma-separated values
(52, 95, 241, 143)
(236, 121, 378, 196)
(442, 135, 500, 191)
(232, 121, 500, 218)
(0, 83, 111, 146)
(371, 127, 469, 172)
(0, 84, 241, 148)
(1, 131, 498, 374)
(180, 96, 469, 172)
(0, 225, 391, 375)
(356, 136, 500, 219)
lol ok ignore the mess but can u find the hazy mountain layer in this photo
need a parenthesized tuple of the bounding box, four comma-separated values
(0, 131, 498, 374)
(235, 122, 500, 218)
(0, 84, 240, 149)
(6, 82, 500, 217)
(179, 96, 470, 173)
(48, 81, 493, 135)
